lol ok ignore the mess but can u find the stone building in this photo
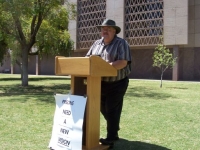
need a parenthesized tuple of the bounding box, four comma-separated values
(67, 0, 200, 81)
(1, 0, 200, 81)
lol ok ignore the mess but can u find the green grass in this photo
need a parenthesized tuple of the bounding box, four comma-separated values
(0, 74, 200, 150)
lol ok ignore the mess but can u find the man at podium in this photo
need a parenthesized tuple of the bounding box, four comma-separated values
(86, 19, 132, 148)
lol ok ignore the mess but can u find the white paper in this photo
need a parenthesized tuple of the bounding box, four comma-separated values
(49, 94, 87, 150)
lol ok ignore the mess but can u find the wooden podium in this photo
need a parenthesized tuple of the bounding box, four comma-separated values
(55, 55, 117, 150)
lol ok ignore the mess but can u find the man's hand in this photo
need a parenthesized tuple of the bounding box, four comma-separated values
(109, 60, 127, 70)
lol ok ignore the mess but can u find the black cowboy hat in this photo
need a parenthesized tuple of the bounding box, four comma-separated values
(96, 19, 121, 34)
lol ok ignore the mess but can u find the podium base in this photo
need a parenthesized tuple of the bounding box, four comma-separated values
(82, 144, 109, 150)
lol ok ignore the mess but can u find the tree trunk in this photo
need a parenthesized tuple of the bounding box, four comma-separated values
(20, 63, 23, 80)
(21, 47, 29, 86)
(160, 71, 163, 88)
(15, 60, 23, 79)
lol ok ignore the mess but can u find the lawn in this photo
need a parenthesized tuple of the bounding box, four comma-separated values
(0, 74, 200, 150)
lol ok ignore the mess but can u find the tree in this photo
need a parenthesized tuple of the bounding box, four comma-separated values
(0, 32, 8, 65)
(0, 0, 76, 86)
(152, 43, 177, 88)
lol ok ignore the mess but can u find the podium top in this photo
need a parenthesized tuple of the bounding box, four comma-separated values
(55, 55, 117, 77)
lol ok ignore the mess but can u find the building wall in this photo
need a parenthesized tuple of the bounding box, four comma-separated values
(56, 0, 200, 81)
(0, 55, 55, 75)
(69, 0, 200, 81)
(39, 55, 55, 75)
(186, 0, 200, 48)
(164, 0, 188, 45)
(178, 0, 200, 81)
(69, 0, 199, 48)
(0, 57, 11, 73)
(179, 47, 200, 80)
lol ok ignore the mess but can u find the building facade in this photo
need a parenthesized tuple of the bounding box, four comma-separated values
(68, 0, 200, 81)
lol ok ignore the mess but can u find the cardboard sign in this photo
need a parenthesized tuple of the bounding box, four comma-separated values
(49, 94, 87, 150)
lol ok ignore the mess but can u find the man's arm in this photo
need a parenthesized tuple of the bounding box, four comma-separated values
(109, 60, 127, 70)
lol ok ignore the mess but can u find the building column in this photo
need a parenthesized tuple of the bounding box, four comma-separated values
(106, 0, 124, 38)
(10, 63, 14, 74)
(10, 54, 14, 74)
(68, 0, 77, 50)
(36, 55, 40, 75)
(172, 45, 179, 81)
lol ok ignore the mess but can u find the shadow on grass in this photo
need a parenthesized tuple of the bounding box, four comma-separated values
(0, 84, 71, 103)
(166, 87, 188, 90)
(126, 86, 175, 100)
(113, 139, 171, 150)
(0, 77, 70, 81)
(0, 84, 70, 93)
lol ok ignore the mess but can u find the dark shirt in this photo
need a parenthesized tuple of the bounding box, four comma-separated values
(86, 36, 132, 82)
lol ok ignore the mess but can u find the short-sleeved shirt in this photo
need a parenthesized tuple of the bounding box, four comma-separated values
(86, 35, 132, 82)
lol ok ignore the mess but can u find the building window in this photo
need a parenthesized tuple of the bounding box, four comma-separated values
(125, 0, 164, 46)
(77, 0, 106, 49)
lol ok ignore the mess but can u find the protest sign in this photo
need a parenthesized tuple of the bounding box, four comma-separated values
(49, 94, 87, 150)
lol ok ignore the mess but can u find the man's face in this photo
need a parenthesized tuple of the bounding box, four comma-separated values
(101, 26, 116, 44)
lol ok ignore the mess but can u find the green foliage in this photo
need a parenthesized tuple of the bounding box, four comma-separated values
(1, 0, 62, 17)
(0, 0, 76, 58)
(0, 37, 8, 65)
(36, 5, 74, 57)
(152, 44, 176, 72)
(9, 42, 22, 66)
(152, 42, 177, 87)
(0, 5, 9, 65)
